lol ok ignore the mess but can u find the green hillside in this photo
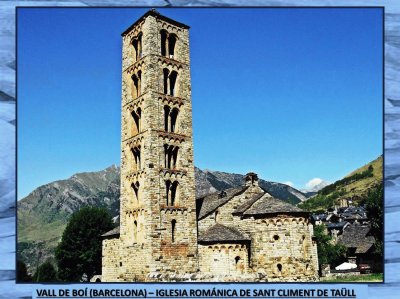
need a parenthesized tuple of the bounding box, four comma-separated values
(299, 156, 383, 212)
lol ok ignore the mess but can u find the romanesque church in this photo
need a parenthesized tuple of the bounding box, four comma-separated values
(101, 9, 319, 282)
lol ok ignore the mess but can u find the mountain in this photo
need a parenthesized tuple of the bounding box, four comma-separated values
(298, 156, 383, 211)
(18, 166, 306, 273)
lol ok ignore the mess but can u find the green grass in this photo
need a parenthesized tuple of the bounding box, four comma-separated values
(321, 273, 383, 282)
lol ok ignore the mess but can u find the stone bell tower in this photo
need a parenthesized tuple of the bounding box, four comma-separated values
(117, 9, 198, 280)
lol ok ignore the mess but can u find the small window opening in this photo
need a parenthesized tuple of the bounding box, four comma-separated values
(168, 35, 177, 59)
(165, 180, 179, 206)
(235, 256, 240, 264)
(163, 68, 169, 94)
(215, 210, 219, 223)
(170, 108, 179, 133)
(160, 30, 168, 56)
(131, 71, 141, 99)
(164, 144, 178, 169)
(131, 108, 141, 135)
(131, 146, 141, 170)
(171, 219, 176, 242)
(277, 264, 282, 272)
(165, 180, 171, 206)
(133, 220, 138, 242)
(273, 235, 279, 241)
(132, 182, 139, 203)
(169, 71, 177, 96)
(164, 106, 170, 131)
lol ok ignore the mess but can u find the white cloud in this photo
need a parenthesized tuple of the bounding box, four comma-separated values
(283, 181, 294, 187)
(305, 178, 329, 191)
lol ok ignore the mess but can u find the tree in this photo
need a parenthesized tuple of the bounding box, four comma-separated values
(33, 260, 58, 282)
(314, 225, 347, 267)
(55, 207, 114, 281)
(365, 183, 383, 256)
(17, 260, 31, 282)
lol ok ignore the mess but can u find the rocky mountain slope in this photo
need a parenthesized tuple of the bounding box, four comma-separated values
(17, 166, 307, 272)
(299, 156, 383, 211)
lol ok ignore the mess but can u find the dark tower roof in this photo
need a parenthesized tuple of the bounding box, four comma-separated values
(122, 9, 190, 36)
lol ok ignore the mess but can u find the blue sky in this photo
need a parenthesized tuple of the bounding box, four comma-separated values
(17, 8, 382, 199)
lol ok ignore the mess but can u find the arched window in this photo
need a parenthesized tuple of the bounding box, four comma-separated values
(131, 108, 141, 136)
(171, 219, 176, 242)
(162, 69, 178, 96)
(164, 106, 179, 133)
(165, 180, 179, 206)
(215, 210, 219, 223)
(163, 105, 170, 131)
(277, 264, 282, 273)
(165, 180, 171, 206)
(133, 220, 138, 242)
(131, 71, 141, 99)
(131, 182, 140, 203)
(160, 30, 177, 59)
(164, 144, 178, 169)
(168, 34, 177, 59)
(160, 30, 168, 56)
(163, 68, 169, 94)
(170, 108, 179, 133)
(131, 146, 141, 170)
(170, 181, 179, 206)
(169, 71, 177, 96)
(235, 256, 240, 264)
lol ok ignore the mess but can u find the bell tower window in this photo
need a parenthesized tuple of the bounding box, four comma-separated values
(162, 69, 178, 97)
(131, 181, 140, 203)
(164, 144, 178, 169)
(131, 146, 141, 170)
(131, 71, 142, 99)
(130, 108, 141, 136)
(165, 180, 179, 206)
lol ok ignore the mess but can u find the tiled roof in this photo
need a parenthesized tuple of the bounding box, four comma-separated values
(338, 225, 375, 254)
(242, 194, 305, 216)
(232, 192, 265, 215)
(198, 223, 250, 243)
(197, 187, 247, 220)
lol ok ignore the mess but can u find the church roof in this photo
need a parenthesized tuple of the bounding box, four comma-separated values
(198, 223, 250, 244)
(232, 192, 265, 215)
(337, 225, 375, 254)
(102, 226, 120, 238)
(242, 194, 305, 216)
(197, 187, 247, 220)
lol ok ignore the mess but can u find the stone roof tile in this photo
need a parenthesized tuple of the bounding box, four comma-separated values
(197, 187, 247, 220)
(338, 225, 375, 254)
(198, 224, 250, 244)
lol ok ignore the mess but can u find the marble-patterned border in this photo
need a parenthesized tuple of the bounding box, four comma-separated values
(1, 1, 399, 298)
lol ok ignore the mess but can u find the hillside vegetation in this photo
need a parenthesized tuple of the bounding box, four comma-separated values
(299, 156, 382, 211)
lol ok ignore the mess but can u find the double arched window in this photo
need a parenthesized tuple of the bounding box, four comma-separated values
(165, 180, 179, 206)
(163, 106, 179, 133)
(163, 69, 178, 96)
(132, 33, 143, 62)
(160, 30, 177, 59)
(163, 144, 179, 169)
